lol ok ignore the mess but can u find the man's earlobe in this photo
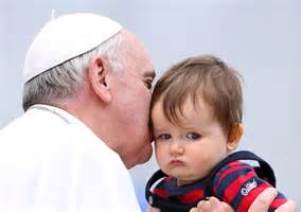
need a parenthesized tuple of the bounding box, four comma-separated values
(227, 123, 244, 151)
(88, 56, 112, 103)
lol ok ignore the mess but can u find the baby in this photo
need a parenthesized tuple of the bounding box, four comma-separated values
(145, 55, 287, 212)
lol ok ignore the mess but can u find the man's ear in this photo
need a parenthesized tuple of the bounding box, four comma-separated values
(227, 123, 244, 151)
(87, 55, 112, 103)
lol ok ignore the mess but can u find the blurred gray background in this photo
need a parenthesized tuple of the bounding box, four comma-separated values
(0, 0, 300, 210)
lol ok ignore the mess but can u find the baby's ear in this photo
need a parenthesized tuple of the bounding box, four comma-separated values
(227, 123, 244, 151)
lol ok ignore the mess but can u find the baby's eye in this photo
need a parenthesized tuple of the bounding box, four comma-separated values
(156, 133, 171, 141)
(185, 132, 201, 141)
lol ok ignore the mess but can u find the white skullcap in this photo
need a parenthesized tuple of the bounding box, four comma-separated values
(23, 13, 122, 83)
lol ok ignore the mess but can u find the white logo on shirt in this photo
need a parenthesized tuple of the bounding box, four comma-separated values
(241, 179, 257, 196)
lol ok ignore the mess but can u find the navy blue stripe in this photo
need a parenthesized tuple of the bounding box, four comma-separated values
(231, 177, 264, 210)
(269, 192, 287, 210)
(158, 177, 206, 197)
(214, 165, 253, 198)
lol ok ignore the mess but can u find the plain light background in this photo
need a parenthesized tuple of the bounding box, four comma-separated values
(1, 0, 300, 210)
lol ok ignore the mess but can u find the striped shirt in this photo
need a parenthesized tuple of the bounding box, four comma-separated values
(152, 161, 286, 212)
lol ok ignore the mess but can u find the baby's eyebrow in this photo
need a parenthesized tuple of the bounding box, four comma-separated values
(152, 127, 166, 133)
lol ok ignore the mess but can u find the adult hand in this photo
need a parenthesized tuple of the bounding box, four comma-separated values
(190, 188, 297, 212)
(189, 197, 233, 212)
(249, 188, 297, 212)
(276, 200, 297, 212)
(147, 206, 161, 212)
(247, 187, 277, 211)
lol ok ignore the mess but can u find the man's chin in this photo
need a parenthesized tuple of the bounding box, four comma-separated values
(131, 146, 153, 168)
(138, 147, 153, 165)
(124, 143, 153, 169)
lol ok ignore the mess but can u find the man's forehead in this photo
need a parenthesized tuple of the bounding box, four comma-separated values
(121, 30, 156, 78)
(126, 67, 156, 80)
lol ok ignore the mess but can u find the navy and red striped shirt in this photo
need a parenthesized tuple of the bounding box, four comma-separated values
(152, 161, 286, 212)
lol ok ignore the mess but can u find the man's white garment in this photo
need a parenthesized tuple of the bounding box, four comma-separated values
(0, 105, 141, 212)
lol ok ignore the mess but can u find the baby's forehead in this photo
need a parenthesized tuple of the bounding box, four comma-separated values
(155, 97, 216, 123)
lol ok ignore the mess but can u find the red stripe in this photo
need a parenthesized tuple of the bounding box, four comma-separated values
(215, 162, 241, 179)
(237, 183, 270, 212)
(216, 162, 250, 179)
(270, 198, 287, 209)
(179, 189, 205, 203)
(223, 170, 256, 202)
(214, 163, 252, 192)
(153, 188, 169, 198)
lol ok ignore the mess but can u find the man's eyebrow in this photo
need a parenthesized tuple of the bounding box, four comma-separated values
(144, 70, 156, 79)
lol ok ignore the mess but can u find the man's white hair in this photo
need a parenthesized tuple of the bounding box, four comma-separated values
(22, 32, 124, 111)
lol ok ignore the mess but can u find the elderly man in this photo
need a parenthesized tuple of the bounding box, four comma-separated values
(0, 13, 295, 211)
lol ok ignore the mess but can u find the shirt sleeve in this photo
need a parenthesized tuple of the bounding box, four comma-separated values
(212, 161, 287, 212)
